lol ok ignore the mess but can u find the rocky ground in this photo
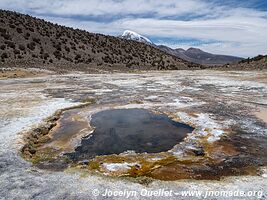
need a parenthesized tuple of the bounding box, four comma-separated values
(0, 70, 266, 200)
(0, 68, 53, 79)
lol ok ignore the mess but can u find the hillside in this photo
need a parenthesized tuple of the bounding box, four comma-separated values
(0, 10, 202, 72)
(222, 55, 267, 70)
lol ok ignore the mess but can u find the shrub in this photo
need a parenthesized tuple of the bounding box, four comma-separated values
(55, 32, 62, 39)
(1, 33, 11, 40)
(79, 45, 85, 50)
(18, 44, 25, 51)
(0, 27, 6, 33)
(65, 57, 73, 62)
(9, 24, 16, 29)
(27, 42, 36, 51)
(86, 58, 92, 63)
(1, 52, 8, 59)
(16, 27, 23, 34)
(14, 49, 20, 55)
(5, 41, 15, 48)
(0, 45, 6, 50)
(64, 46, 70, 52)
(45, 31, 50, 37)
(24, 32, 30, 39)
(71, 45, 76, 50)
(33, 37, 41, 44)
(43, 53, 49, 60)
(53, 50, 61, 60)
(54, 43, 62, 51)
(28, 27, 34, 32)
(74, 54, 81, 60)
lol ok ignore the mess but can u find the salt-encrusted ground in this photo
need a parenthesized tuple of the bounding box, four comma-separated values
(0, 70, 266, 199)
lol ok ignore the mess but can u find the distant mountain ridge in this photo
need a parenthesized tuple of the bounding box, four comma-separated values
(0, 10, 202, 72)
(119, 30, 243, 65)
(157, 45, 244, 65)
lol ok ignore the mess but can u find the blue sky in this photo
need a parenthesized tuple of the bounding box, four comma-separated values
(1, 0, 267, 57)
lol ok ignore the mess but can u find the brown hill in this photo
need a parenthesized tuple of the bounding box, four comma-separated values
(0, 10, 202, 72)
(221, 55, 267, 70)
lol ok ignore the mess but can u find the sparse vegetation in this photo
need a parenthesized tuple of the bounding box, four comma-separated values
(27, 42, 36, 51)
(0, 9, 201, 71)
(1, 52, 8, 59)
(18, 44, 25, 51)
(223, 54, 267, 70)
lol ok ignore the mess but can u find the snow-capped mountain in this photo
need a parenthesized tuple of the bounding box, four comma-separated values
(120, 30, 153, 44)
(118, 30, 243, 65)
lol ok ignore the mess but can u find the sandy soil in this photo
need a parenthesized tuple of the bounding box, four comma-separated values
(0, 70, 266, 200)
(255, 107, 267, 124)
(0, 68, 53, 79)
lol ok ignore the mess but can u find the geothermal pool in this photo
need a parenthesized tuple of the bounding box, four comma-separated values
(66, 108, 194, 160)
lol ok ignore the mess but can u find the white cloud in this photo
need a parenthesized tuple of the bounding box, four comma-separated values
(0, 0, 212, 17)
